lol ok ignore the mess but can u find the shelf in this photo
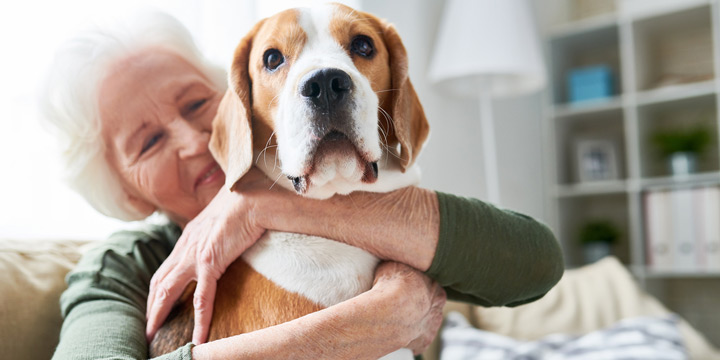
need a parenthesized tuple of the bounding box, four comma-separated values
(637, 94, 719, 178)
(549, 13, 618, 40)
(625, 0, 713, 23)
(545, 1, 720, 346)
(638, 268, 720, 279)
(553, 96, 623, 118)
(550, 23, 620, 105)
(554, 109, 626, 185)
(628, 264, 720, 279)
(632, 3, 714, 91)
(635, 80, 717, 107)
(555, 179, 628, 198)
(640, 171, 720, 191)
(557, 193, 631, 266)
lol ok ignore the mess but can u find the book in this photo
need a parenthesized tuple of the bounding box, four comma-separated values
(701, 187, 720, 271)
(645, 190, 673, 270)
(670, 188, 697, 271)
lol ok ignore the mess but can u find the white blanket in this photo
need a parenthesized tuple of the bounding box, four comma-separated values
(440, 311, 688, 360)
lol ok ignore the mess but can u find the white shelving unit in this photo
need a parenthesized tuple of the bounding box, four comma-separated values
(543, 0, 720, 346)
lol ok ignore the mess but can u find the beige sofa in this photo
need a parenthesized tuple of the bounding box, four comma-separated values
(1, 239, 718, 359)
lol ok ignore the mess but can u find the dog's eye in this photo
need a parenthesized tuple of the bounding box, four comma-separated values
(263, 49, 285, 71)
(351, 35, 374, 58)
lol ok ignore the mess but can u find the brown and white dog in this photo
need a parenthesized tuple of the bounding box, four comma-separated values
(150, 3, 429, 358)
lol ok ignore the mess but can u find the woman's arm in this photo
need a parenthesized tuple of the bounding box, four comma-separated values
(235, 167, 563, 306)
(192, 262, 446, 359)
(147, 167, 564, 342)
(257, 187, 564, 307)
(54, 223, 444, 360)
(53, 224, 188, 360)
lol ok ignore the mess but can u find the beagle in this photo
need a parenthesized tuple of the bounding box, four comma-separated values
(150, 3, 429, 358)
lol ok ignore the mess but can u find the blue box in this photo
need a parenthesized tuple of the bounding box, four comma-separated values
(567, 65, 614, 103)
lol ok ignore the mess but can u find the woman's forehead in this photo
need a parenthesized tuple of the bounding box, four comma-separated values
(101, 48, 208, 102)
(98, 48, 212, 153)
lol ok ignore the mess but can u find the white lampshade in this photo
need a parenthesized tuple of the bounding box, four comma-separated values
(428, 0, 546, 98)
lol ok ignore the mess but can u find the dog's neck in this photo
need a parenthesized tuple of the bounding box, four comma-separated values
(253, 149, 421, 199)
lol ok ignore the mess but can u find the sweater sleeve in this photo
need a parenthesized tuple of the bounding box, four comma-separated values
(52, 223, 194, 360)
(425, 191, 564, 307)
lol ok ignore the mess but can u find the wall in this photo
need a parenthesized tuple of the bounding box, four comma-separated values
(362, 0, 550, 222)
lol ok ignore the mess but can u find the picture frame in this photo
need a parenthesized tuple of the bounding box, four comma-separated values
(575, 139, 619, 182)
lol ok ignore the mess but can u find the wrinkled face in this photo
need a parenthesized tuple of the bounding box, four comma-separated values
(99, 49, 225, 225)
(246, 4, 394, 195)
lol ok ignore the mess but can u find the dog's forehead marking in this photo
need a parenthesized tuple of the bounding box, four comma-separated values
(297, 5, 350, 66)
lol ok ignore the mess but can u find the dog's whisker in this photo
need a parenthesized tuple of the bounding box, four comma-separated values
(268, 94, 281, 112)
(268, 172, 285, 191)
(273, 142, 281, 172)
(377, 106, 396, 145)
(377, 107, 392, 143)
(260, 132, 277, 168)
(374, 89, 399, 94)
(378, 106, 396, 135)
(255, 145, 278, 165)
(377, 125, 388, 145)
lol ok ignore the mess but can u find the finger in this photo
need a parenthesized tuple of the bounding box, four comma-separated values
(432, 284, 447, 305)
(145, 271, 193, 343)
(147, 254, 184, 319)
(408, 304, 445, 355)
(192, 270, 218, 345)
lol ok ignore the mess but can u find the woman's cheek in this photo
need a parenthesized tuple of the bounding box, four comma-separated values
(134, 154, 176, 207)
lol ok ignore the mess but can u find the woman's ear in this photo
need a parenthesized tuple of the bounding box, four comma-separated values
(209, 20, 264, 191)
(380, 20, 430, 171)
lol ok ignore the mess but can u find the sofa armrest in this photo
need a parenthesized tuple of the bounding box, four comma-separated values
(0, 239, 91, 359)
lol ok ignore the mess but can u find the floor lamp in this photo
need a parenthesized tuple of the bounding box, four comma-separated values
(428, 0, 546, 204)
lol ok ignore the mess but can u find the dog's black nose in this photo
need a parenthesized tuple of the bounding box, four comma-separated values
(299, 68, 352, 112)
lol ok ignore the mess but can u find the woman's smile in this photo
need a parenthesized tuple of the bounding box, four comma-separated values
(195, 163, 224, 190)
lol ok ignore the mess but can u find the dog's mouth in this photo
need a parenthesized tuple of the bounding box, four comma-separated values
(286, 130, 378, 194)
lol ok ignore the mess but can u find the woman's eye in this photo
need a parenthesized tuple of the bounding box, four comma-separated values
(351, 35, 374, 58)
(141, 133, 163, 154)
(188, 99, 207, 112)
(263, 49, 285, 71)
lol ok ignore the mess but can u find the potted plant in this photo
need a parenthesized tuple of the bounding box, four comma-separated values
(651, 125, 712, 176)
(579, 220, 620, 263)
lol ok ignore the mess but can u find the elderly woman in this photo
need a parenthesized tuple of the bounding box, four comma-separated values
(42, 11, 563, 360)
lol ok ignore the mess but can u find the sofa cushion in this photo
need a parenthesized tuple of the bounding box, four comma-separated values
(0, 239, 90, 359)
(473, 256, 719, 359)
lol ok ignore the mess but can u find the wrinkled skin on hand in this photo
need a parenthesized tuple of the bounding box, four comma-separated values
(372, 262, 447, 355)
(146, 168, 273, 344)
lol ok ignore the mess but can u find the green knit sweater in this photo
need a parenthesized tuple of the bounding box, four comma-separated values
(52, 192, 563, 359)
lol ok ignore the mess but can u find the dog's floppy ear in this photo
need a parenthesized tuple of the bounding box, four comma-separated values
(209, 89, 252, 191)
(381, 21, 430, 171)
(209, 21, 264, 191)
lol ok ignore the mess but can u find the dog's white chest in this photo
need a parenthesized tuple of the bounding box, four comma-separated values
(241, 231, 379, 307)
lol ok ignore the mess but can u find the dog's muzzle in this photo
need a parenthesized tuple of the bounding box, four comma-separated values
(299, 68, 355, 134)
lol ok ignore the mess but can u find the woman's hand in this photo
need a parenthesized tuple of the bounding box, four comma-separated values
(372, 262, 447, 355)
(145, 168, 273, 345)
(190, 261, 446, 360)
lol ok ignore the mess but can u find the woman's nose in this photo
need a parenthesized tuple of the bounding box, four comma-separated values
(174, 119, 210, 159)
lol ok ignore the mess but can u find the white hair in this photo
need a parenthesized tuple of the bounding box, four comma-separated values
(40, 11, 227, 221)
